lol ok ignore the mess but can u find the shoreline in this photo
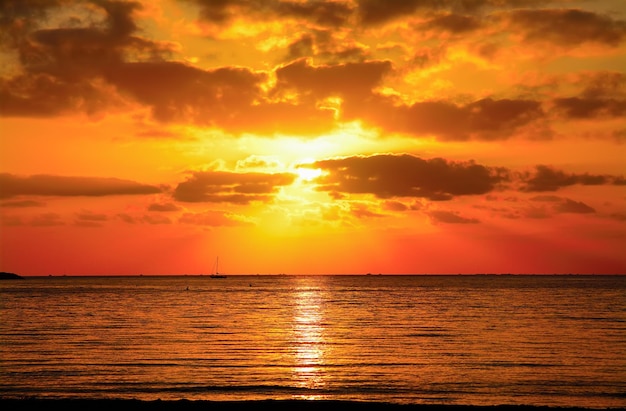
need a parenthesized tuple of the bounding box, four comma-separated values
(0, 399, 620, 411)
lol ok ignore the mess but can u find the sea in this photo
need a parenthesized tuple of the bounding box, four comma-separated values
(0, 275, 624, 409)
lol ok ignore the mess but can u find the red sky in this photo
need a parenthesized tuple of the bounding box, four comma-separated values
(1, 0, 625, 275)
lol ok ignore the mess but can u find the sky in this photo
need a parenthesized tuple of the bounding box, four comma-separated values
(0, 0, 625, 275)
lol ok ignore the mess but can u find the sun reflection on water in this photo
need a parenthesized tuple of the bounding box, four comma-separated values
(291, 279, 327, 399)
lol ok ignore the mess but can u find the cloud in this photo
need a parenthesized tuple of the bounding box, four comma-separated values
(308, 154, 507, 200)
(76, 211, 108, 221)
(147, 203, 181, 212)
(577, 71, 626, 99)
(357, 0, 435, 26)
(31, 212, 64, 227)
(0, 0, 63, 46)
(345, 95, 545, 141)
(555, 199, 595, 214)
(0, 0, 176, 118)
(0, 200, 45, 207)
(356, 0, 552, 26)
(104, 62, 266, 123)
(173, 170, 296, 204)
(306, 155, 624, 204)
(97, 59, 337, 134)
(382, 200, 409, 212)
(428, 210, 480, 224)
(117, 213, 136, 224)
(183, 0, 353, 28)
(273, 58, 392, 100)
(1, 0, 623, 144)
(529, 195, 596, 215)
(141, 214, 172, 225)
(424, 13, 482, 34)
(115, 213, 171, 224)
(236, 155, 282, 171)
(520, 165, 625, 192)
(179, 211, 252, 227)
(609, 212, 626, 222)
(0, 173, 162, 198)
(350, 203, 385, 219)
(505, 9, 626, 48)
(552, 97, 626, 120)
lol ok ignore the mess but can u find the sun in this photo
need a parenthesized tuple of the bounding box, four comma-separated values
(295, 166, 323, 181)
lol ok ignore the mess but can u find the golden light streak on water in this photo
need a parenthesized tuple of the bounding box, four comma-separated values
(291, 278, 327, 399)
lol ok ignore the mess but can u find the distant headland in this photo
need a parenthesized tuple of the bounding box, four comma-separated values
(0, 272, 23, 280)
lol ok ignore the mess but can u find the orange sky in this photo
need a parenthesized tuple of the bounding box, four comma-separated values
(1, 0, 625, 275)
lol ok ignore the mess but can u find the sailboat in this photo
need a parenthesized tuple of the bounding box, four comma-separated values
(210, 256, 227, 279)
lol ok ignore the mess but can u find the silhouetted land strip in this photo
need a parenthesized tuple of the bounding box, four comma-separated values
(0, 399, 619, 411)
(0, 272, 23, 280)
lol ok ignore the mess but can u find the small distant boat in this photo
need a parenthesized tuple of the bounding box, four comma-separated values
(210, 256, 227, 279)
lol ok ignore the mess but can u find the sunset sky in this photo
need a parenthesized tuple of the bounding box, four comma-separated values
(1, 0, 625, 275)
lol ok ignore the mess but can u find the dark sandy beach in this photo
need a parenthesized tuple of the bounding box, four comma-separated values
(1, 399, 622, 411)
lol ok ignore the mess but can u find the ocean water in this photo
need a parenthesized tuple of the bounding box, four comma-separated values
(0, 275, 624, 408)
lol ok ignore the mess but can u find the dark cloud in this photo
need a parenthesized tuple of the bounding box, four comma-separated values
(105, 62, 264, 122)
(0, 72, 121, 117)
(117, 213, 136, 224)
(609, 212, 626, 222)
(424, 13, 482, 34)
(18, 1, 169, 79)
(275, 1, 353, 27)
(552, 97, 626, 119)
(0, 0, 175, 118)
(273, 58, 392, 100)
(1, 0, 622, 144)
(555, 199, 595, 214)
(506, 9, 626, 47)
(102, 60, 337, 134)
(148, 203, 181, 212)
(529, 195, 596, 215)
(308, 154, 507, 200)
(76, 211, 108, 221)
(307, 156, 624, 202)
(142, 214, 172, 224)
(357, 0, 440, 26)
(184, 0, 352, 28)
(428, 210, 480, 224)
(344, 95, 544, 141)
(578, 71, 626, 99)
(271, 59, 544, 141)
(0, 0, 63, 46)
(520, 166, 624, 192)
(0, 173, 162, 198)
(0, 200, 45, 207)
(173, 171, 296, 204)
(382, 200, 409, 212)
(356, 0, 550, 26)
(287, 35, 315, 60)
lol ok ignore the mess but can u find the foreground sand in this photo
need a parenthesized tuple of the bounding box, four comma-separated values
(1, 399, 619, 411)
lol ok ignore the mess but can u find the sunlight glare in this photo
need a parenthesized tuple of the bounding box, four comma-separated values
(295, 165, 323, 182)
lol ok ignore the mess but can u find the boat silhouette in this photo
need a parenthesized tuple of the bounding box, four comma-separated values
(210, 256, 227, 278)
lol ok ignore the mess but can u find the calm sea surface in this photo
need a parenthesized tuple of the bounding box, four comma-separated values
(1, 275, 624, 408)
